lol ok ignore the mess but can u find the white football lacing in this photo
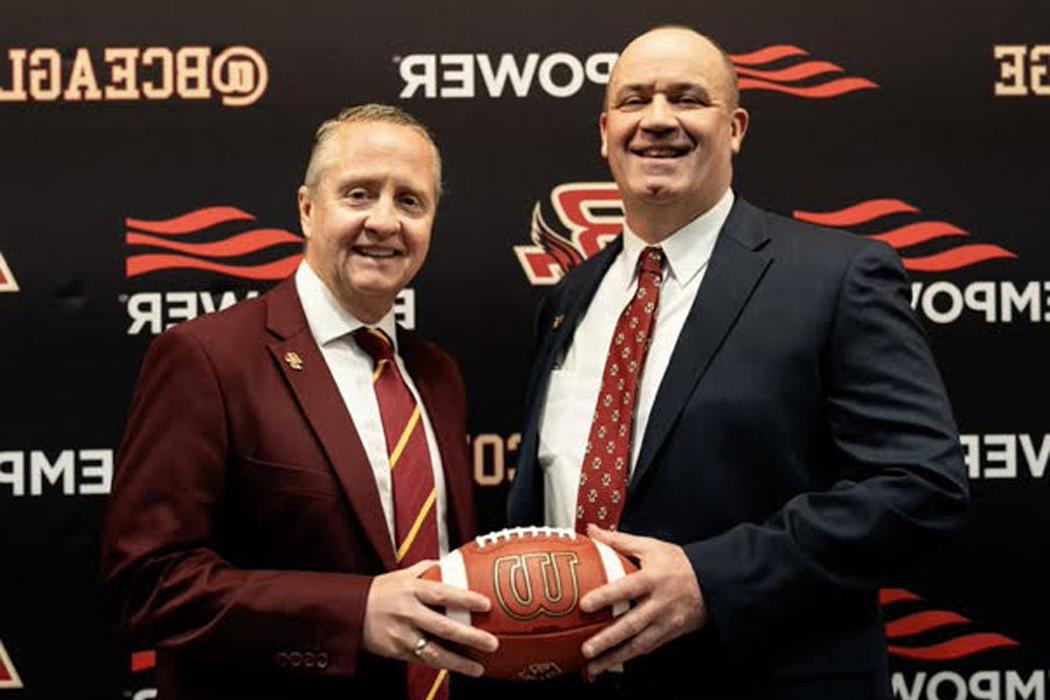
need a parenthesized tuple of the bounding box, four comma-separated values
(474, 526, 577, 549)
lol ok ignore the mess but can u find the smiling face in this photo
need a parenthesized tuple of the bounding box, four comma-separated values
(298, 121, 438, 323)
(600, 28, 748, 240)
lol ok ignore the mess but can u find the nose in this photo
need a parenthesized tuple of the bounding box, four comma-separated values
(639, 94, 676, 133)
(363, 196, 400, 238)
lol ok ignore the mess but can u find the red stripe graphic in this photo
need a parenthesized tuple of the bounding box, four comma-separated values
(888, 634, 1020, 661)
(728, 45, 877, 97)
(901, 244, 1017, 272)
(126, 229, 303, 257)
(885, 610, 971, 639)
(738, 77, 878, 98)
(879, 587, 1022, 660)
(126, 206, 255, 235)
(880, 588, 922, 605)
(125, 206, 303, 279)
(794, 199, 1016, 271)
(729, 45, 809, 65)
(869, 221, 967, 248)
(735, 61, 844, 83)
(794, 199, 918, 227)
(126, 253, 303, 280)
(131, 650, 157, 673)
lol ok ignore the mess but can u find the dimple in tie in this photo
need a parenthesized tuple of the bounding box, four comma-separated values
(353, 327, 448, 700)
(574, 247, 665, 534)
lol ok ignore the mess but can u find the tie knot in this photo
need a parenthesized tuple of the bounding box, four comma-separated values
(354, 327, 396, 364)
(638, 246, 664, 277)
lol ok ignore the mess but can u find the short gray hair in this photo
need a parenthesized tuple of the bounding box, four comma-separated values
(302, 103, 443, 198)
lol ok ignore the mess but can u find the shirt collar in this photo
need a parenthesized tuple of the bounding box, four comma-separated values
(294, 260, 399, 351)
(618, 188, 735, 290)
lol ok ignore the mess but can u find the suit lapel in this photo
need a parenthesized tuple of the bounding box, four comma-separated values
(399, 331, 475, 545)
(265, 279, 398, 571)
(630, 200, 774, 491)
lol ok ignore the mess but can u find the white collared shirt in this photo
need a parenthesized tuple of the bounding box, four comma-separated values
(295, 261, 449, 556)
(538, 189, 735, 529)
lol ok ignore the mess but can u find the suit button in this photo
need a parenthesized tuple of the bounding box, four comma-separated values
(304, 651, 315, 668)
(289, 651, 303, 667)
(317, 652, 329, 669)
(275, 652, 289, 668)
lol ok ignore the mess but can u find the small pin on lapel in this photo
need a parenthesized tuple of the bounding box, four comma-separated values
(551, 314, 566, 331)
(284, 351, 303, 371)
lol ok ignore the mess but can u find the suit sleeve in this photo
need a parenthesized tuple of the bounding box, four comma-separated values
(684, 240, 969, 659)
(100, 328, 373, 678)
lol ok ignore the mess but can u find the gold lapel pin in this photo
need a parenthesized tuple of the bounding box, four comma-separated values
(551, 314, 566, 331)
(284, 351, 304, 371)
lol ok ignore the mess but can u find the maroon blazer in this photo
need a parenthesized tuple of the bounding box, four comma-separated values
(100, 277, 476, 700)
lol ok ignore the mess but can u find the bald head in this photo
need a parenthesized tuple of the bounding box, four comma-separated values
(606, 26, 740, 111)
(598, 24, 749, 242)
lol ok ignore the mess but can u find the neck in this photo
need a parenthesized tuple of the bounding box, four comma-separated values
(623, 199, 711, 244)
(340, 294, 391, 326)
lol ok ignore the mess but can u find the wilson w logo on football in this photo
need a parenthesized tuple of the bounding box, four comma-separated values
(494, 551, 581, 621)
(420, 527, 636, 680)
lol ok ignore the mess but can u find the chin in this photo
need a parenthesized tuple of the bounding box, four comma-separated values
(639, 183, 685, 203)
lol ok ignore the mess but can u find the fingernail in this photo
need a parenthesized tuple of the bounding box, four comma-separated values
(582, 643, 594, 658)
(471, 664, 485, 678)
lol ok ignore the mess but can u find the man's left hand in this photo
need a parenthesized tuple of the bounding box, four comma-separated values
(580, 524, 708, 677)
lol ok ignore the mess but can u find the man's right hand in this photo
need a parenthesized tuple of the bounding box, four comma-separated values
(362, 560, 499, 677)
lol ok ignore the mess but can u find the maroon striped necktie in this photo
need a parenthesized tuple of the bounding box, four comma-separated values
(575, 246, 665, 534)
(354, 327, 448, 700)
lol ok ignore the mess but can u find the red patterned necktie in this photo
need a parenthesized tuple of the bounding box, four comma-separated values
(575, 246, 665, 534)
(353, 327, 448, 700)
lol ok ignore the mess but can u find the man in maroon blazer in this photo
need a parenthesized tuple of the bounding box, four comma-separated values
(101, 104, 498, 700)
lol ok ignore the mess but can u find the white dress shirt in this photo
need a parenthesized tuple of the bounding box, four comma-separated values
(295, 261, 449, 556)
(538, 189, 735, 529)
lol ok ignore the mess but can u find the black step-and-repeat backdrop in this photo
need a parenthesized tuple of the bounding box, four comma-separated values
(2, 1, 1048, 697)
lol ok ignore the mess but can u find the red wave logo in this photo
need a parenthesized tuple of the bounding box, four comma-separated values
(880, 588, 1021, 661)
(0, 252, 18, 293)
(125, 206, 303, 280)
(729, 45, 878, 98)
(0, 639, 23, 689)
(793, 199, 1017, 271)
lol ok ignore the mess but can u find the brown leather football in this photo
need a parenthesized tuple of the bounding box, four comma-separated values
(420, 526, 638, 681)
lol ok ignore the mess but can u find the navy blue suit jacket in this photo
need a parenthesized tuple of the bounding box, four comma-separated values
(507, 199, 968, 700)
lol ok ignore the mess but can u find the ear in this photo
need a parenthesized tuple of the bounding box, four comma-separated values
(729, 107, 749, 155)
(297, 186, 313, 239)
(599, 112, 609, 159)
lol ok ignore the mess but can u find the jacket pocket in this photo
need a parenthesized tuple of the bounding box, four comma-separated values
(239, 456, 341, 499)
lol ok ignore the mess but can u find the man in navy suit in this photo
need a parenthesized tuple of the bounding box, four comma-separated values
(507, 26, 968, 699)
